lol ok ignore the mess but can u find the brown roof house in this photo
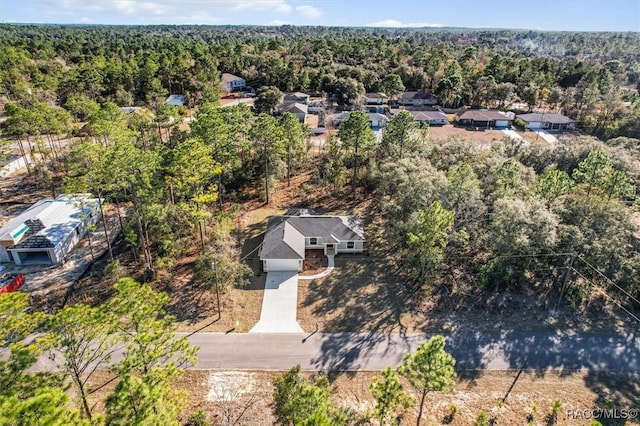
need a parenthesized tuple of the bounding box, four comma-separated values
(259, 210, 365, 272)
(457, 110, 512, 129)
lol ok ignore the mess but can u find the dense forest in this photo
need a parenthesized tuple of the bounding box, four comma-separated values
(1, 25, 639, 425)
(1, 25, 640, 139)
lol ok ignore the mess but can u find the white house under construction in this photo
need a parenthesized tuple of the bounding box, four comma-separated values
(0, 194, 101, 266)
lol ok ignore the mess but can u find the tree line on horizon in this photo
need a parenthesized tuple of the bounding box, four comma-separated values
(0, 24, 639, 140)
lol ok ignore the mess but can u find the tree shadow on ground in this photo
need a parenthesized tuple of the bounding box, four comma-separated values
(303, 254, 424, 376)
(164, 272, 216, 325)
(583, 370, 640, 426)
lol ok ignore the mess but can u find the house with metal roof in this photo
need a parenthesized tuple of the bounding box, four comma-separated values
(259, 211, 365, 272)
(0, 194, 101, 265)
(165, 95, 186, 107)
(516, 113, 575, 131)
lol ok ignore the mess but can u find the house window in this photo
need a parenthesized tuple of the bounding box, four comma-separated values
(347, 241, 355, 249)
(309, 237, 318, 246)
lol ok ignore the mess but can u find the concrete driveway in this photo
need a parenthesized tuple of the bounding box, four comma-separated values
(537, 130, 559, 146)
(249, 271, 303, 333)
(502, 129, 528, 146)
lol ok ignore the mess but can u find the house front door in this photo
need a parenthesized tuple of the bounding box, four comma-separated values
(325, 244, 336, 256)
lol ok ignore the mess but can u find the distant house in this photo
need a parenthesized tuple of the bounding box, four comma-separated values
(307, 101, 326, 114)
(259, 210, 365, 272)
(119, 106, 143, 115)
(280, 102, 309, 122)
(397, 91, 438, 107)
(363, 93, 389, 105)
(165, 95, 185, 107)
(457, 110, 512, 128)
(0, 194, 101, 265)
(332, 111, 389, 129)
(283, 92, 310, 104)
(221, 73, 246, 92)
(516, 113, 575, 131)
(392, 109, 449, 126)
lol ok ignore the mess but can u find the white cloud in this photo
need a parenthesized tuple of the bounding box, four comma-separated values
(232, 0, 292, 14)
(268, 20, 291, 25)
(366, 19, 443, 28)
(296, 5, 323, 19)
(79, 16, 92, 23)
(34, 0, 295, 23)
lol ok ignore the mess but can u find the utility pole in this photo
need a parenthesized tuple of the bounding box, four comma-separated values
(553, 252, 576, 316)
(212, 259, 221, 319)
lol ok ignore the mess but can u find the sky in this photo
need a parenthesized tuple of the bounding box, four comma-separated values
(0, 0, 638, 32)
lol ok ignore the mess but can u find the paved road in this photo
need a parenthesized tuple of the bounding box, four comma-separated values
(189, 331, 639, 372)
(26, 331, 640, 373)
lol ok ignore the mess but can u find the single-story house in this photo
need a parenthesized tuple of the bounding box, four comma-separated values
(283, 92, 310, 104)
(332, 111, 389, 129)
(221, 73, 246, 92)
(165, 95, 185, 107)
(397, 91, 438, 107)
(0, 194, 101, 265)
(516, 113, 575, 131)
(364, 93, 389, 105)
(280, 102, 309, 122)
(457, 110, 512, 128)
(259, 210, 365, 272)
(392, 110, 448, 126)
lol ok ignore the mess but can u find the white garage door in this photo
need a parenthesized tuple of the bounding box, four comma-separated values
(265, 259, 300, 272)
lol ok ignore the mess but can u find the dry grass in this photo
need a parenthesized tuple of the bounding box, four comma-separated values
(428, 125, 511, 145)
(84, 369, 640, 426)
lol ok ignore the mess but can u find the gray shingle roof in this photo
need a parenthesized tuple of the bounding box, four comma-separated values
(409, 111, 449, 121)
(260, 215, 365, 260)
(1, 194, 99, 250)
(11, 235, 55, 249)
(517, 113, 574, 124)
(400, 91, 436, 100)
(282, 102, 308, 115)
(458, 110, 511, 121)
(260, 218, 306, 260)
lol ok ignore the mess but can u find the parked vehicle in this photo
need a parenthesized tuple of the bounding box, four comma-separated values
(0, 273, 25, 294)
